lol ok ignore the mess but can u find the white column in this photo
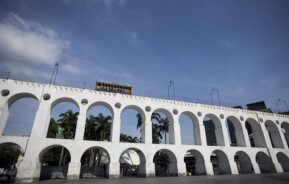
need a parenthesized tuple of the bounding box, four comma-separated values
(144, 112, 152, 144)
(30, 99, 51, 138)
(260, 124, 272, 148)
(199, 123, 207, 146)
(67, 162, 81, 179)
(220, 119, 230, 146)
(204, 161, 214, 175)
(241, 124, 251, 147)
(145, 163, 155, 177)
(228, 155, 239, 174)
(0, 100, 9, 136)
(74, 106, 87, 140)
(251, 161, 261, 174)
(16, 160, 41, 182)
(279, 126, 289, 149)
(170, 115, 181, 145)
(111, 109, 121, 143)
(177, 162, 187, 176)
(109, 162, 120, 178)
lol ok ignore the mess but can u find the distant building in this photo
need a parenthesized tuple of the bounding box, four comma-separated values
(246, 101, 273, 113)
(95, 81, 132, 95)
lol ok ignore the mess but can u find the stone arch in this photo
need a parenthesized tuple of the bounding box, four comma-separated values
(179, 111, 201, 145)
(281, 122, 289, 148)
(153, 149, 178, 176)
(85, 101, 114, 141)
(184, 149, 206, 175)
(87, 102, 114, 116)
(235, 151, 254, 174)
(39, 145, 71, 180)
(210, 150, 231, 175)
(0, 142, 23, 175)
(120, 105, 146, 143)
(119, 147, 146, 177)
(276, 152, 289, 172)
(255, 152, 276, 173)
(226, 116, 246, 147)
(151, 108, 174, 144)
(203, 114, 225, 146)
(47, 97, 80, 139)
(80, 146, 110, 178)
(265, 120, 284, 148)
(245, 118, 266, 148)
(0, 92, 39, 136)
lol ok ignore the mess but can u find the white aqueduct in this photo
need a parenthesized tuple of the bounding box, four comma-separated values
(0, 79, 289, 182)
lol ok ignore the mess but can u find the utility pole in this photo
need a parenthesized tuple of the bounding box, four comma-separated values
(276, 99, 289, 113)
(168, 80, 175, 100)
(6, 70, 10, 80)
(210, 87, 221, 106)
(50, 62, 59, 85)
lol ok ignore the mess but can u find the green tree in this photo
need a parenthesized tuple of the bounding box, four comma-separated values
(158, 117, 169, 144)
(46, 118, 59, 138)
(58, 110, 79, 139)
(95, 113, 112, 141)
(120, 133, 139, 143)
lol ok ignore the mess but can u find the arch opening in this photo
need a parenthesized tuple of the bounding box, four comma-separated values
(47, 101, 79, 139)
(265, 120, 284, 148)
(256, 152, 276, 173)
(184, 149, 206, 175)
(2, 94, 39, 136)
(120, 106, 145, 143)
(179, 112, 201, 145)
(245, 118, 266, 148)
(226, 116, 246, 147)
(0, 143, 22, 182)
(234, 151, 254, 174)
(151, 109, 174, 144)
(39, 145, 71, 180)
(153, 149, 178, 176)
(80, 147, 110, 178)
(276, 152, 289, 172)
(210, 150, 231, 175)
(281, 122, 289, 148)
(84, 103, 113, 141)
(203, 114, 225, 146)
(119, 148, 146, 177)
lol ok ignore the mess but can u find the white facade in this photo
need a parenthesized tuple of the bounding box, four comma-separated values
(0, 79, 289, 182)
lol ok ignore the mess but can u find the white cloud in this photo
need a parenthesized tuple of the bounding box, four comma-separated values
(0, 13, 70, 65)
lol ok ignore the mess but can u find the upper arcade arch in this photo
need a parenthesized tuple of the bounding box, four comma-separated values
(151, 108, 174, 144)
(226, 116, 246, 147)
(265, 120, 284, 148)
(281, 122, 289, 147)
(120, 105, 146, 143)
(0, 92, 39, 136)
(203, 114, 225, 146)
(179, 111, 201, 145)
(245, 118, 266, 148)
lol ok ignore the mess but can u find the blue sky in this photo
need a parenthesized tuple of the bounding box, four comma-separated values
(1, 0, 289, 143)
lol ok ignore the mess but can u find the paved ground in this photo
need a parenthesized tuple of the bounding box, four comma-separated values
(29, 173, 289, 184)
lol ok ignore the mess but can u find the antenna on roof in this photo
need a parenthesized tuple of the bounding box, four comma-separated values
(50, 62, 59, 85)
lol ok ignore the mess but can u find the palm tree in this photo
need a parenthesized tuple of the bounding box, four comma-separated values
(58, 110, 79, 139)
(84, 115, 99, 140)
(95, 113, 112, 141)
(158, 117, 169, 144)
(47, 118, 59, 138)
(152, 123, 162, 143)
